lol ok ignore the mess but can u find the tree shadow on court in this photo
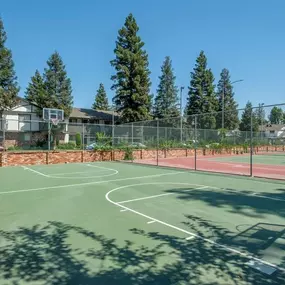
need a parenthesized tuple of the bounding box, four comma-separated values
(0, 221, 284, 285)
(164, 187, 285, 218)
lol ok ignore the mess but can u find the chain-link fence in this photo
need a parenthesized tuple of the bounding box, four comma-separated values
(115, 103, 285, 180)
(0, 103, 284, 179)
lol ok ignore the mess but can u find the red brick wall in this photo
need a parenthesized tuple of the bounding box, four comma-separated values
(1, 147, 284, 167)
(48, 151, 82, 164)
(4, 151, 47, 166)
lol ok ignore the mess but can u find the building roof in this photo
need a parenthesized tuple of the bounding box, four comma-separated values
(70, 108, 119, 121)
(259, 124, 285, 132)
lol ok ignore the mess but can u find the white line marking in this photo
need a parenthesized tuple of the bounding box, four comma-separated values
(120, 209, 128, 212)
(0, 171, 185, 196)
(147, 220, 156, 224)
(186, 236, 195, 240)
(22, 166, 50, 178)
(105, 182, 285, 273)
(118, 193, 173, 204)
(49, 164, 119, 179)
(51, 169, 111, 176)
(117, 185, 208, 204)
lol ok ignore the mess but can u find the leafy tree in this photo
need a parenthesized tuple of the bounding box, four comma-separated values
(25, 70, 47, 114)
(111, 13, 152, 123)
(185, 51, 218, 129)
(269, 106, 283, 124)
(92, 83, 109, 110)
(239, 101, 259, 132)
(254, 103, 266, 125)
(0, 17, 19, 111)
(216, 69, 239, 130)
(43, 51, 73, 117)
(153, 56, 179, 119)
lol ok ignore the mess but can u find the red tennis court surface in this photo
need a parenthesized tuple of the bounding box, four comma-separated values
(133, 153, 285, 180)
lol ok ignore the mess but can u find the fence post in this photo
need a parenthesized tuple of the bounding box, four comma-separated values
(180, 115, 183, 143)
(250, 109, 253, 177)
(82, 123, 85, 150)
(131, 123, 134, 144)
(112, 110, 115, 147)
(194, 115, 197, 171)
(157, 119, 159, 166)
(3, 117, 6, 149)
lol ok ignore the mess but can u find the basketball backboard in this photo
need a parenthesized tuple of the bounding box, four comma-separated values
(43, 108, 64, 122)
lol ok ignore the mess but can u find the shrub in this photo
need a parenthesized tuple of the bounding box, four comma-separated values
(57, 142, 77, 150)
(7, 146, 22, 151)
(75, 133, 82, 147)
(123, 147, 134, 160)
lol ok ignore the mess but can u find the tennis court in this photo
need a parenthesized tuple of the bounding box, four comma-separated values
(133, 150, 285, 180)
(0, 162, 285, 284)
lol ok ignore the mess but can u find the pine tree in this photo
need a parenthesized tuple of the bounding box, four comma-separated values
(254, 103, 266, 125)
(154, 56, 179, 119)
(111, 14, 152, 123)
(25, 70, 47, 113)
(216, 69, 239, 130)
(185, 51, 217, 129)
(43, 51, 73, 117)
(92, 83, 109, 110)
(0, 17, 19, 111)
(239, 101, 259, 132)
(269, 106, 283, 124)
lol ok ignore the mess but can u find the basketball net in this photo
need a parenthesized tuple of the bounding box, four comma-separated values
(51, 118, 59, 126)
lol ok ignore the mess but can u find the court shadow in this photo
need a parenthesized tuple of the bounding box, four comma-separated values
(130, 227, 285, 285)
(1, 221, 284, 285)
(165, 187, 285, 218)
(182, 215, 285, 265)
(0, 222, 163, 285)
(223, 223, 285, 254)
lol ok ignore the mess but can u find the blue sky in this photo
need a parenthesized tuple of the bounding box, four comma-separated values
(1, 0, 285, 111)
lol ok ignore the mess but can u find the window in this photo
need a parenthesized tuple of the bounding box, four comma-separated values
(19, 114, 31, 131)
(69, 118, 77, 123)
(270, 130, 275, 134)
(83, 119, 88, 124)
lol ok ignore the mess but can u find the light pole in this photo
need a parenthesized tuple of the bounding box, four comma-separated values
(222, 79, 244, 129)
(180, 86, 184, 143)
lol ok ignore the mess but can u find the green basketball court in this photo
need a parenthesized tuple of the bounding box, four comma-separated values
(0, 162, 284, 284)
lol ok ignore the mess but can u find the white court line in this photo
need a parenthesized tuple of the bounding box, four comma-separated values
(147, 220, 156, 224)
(51, 170, 110, 176)
(22, 166, 50, 178)
(118, 193, 173, 204)
(105, 182, 285, 273)
(186, 236, 195, 240)
(120, 209, 128, 212)
(0, 171, 185, 196)
(117, 185, 208, 204)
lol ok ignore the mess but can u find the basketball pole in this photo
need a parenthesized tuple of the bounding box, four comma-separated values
(48, 120, 51, 151)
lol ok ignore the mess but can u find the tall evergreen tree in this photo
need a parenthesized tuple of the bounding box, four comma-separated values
(239, 101, 259, 132)
(269, 106, 283, 124)
(92, 83, 109, 110)
(0, 17, 19, 111)
(25, 70, 47, 113)
(43, 51, 73, 117)
(216, 69, 239, 130)
(185, 51, 217, 129)
(254, 103, 266, 125)
(111, 14, 152, 123)
(153, 56, 179, 119)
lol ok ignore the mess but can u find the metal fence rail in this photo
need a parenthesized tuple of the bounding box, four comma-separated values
(0, 103, 284, 180)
